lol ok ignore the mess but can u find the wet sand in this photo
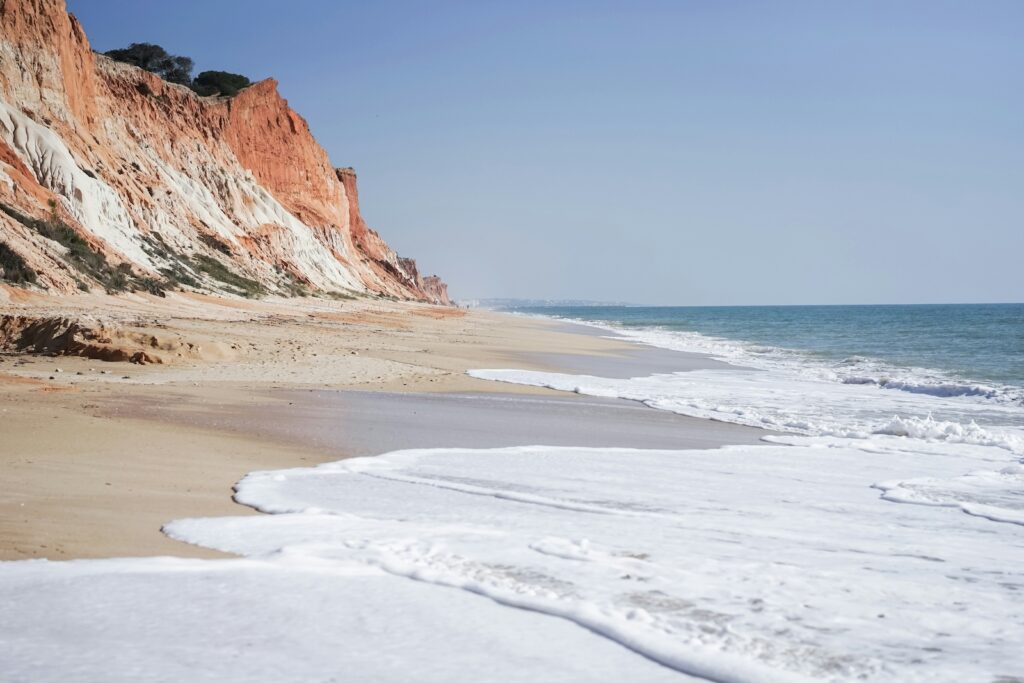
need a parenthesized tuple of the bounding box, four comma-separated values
(0, 298, 766, 560)
(132, 390, 768, 461)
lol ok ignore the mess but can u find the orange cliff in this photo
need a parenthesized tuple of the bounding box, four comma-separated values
(0, 0, 450, 304)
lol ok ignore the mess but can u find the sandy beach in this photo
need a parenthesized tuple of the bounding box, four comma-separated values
(0, 291, 762, 561)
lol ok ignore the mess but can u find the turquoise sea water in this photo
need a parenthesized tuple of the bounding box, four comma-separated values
(503, 304, 1024, 400)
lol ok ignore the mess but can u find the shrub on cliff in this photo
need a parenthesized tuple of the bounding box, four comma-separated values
(0, 242, 36, 284)
(0, 200, 166, 294)
(104, 43, 194, 86)
(191, 71, 251, 97)
(191, 254, 265, 298)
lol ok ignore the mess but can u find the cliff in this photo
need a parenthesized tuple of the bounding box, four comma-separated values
(0, 0, 450, 304)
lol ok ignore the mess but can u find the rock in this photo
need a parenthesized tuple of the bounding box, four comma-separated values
(0, 0, 449, 303)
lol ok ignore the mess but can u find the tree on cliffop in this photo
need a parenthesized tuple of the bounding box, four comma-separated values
(104, 43, 251, 97)
(104, 43, 194, 86)
(191, 71, 251, 97)
(162, 56, 194, 86)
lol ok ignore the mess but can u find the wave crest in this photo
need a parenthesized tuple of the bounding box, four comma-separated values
(545, 316, 1024, 406)
(873, 415, 1024, 453)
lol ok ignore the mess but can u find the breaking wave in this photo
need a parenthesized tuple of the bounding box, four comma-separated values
(541, 316, 1024, 407)
(475, 313, 1024, 463)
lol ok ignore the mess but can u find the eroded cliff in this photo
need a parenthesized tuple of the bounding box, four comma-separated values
(0, 0, 449, 304)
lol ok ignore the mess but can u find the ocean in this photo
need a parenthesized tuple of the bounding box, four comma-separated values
(502, 303, 1024, 400)
(485, 303, 1024, 441)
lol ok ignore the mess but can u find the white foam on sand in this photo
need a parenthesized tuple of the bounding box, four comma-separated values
(0, 554, 693, 683)
(875, 463, 1024, 526)
(466, 362, 1024, 530)
(4, 443, 1024, 682)
(469, 368, 1024, 452)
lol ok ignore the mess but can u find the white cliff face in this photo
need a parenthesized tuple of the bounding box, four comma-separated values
(147, 154, 364, 292)
(0, 98, 154, 268)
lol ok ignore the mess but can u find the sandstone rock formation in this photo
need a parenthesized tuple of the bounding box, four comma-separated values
(0, 0, 450, 304)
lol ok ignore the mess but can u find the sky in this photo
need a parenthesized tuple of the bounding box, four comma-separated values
(68, 1, 1023, 305)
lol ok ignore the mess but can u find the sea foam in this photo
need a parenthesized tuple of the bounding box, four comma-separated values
(6, 443, 1019, 682)
(468, 367, 1024, 456)
(4, 445, 1023, 680)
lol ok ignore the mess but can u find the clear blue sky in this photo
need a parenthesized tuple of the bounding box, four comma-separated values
(69, 0, 1023, 305)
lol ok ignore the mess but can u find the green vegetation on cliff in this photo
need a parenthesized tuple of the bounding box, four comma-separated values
(104, 43, 251, 97)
